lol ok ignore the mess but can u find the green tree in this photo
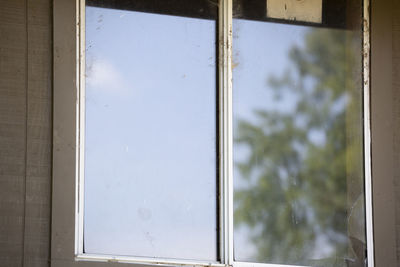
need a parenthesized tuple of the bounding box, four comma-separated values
(234, 27, 365, 266)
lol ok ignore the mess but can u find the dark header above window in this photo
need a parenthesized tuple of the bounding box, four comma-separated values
(233, 0, 361, 29)
(87, 0, 361, 29)
(86, 0, 218, 20)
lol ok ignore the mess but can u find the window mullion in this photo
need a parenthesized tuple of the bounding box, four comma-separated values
(363, 0, 374, 266)
(218, 0, 233, 265)
(77, 0, 86, 256)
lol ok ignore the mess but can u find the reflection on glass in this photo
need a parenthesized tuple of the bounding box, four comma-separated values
(232, 1, 365, 266)
(84, 1, 217, 261)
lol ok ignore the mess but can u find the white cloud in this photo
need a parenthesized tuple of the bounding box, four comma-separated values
(86, 59, 125, 92)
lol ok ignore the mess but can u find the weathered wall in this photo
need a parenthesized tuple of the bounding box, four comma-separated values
(0, 0, 52, 266)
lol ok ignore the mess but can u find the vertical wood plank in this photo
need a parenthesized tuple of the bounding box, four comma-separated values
(393, 0, 400, 262)
(51, 0, 77, 261)
(371, 0, 397, 265)
(23, 0, 52, 266)
(0, 0, 27, 266)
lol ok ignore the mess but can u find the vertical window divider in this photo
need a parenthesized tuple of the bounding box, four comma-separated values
(218, 0, 233, 265)
(76, 0, 86, 256)
(363, 0, 374, 266)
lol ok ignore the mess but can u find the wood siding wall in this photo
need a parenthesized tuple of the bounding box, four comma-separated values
(0, 0, 400, 266)
(0, 0, 52, 266)
(394, 0, 400, 263)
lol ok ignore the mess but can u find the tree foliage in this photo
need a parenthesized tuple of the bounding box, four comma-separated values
(234, 27, 365, 266)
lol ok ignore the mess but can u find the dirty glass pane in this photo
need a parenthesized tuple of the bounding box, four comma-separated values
(84, 0, 218, 261)
(232, 0, 365, 266)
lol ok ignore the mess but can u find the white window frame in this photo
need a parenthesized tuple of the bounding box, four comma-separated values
(51, 0, 377, 266)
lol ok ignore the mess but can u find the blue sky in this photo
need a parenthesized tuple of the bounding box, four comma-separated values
(84, 7, 217, 260)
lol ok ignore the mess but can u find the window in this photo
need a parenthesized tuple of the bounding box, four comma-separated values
(83, 0, 218, 261)
(52, 0, 374, 267)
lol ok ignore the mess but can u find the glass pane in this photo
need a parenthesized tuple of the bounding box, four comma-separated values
(84, 0, 218, 261)
(232, 0, 365, 266)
